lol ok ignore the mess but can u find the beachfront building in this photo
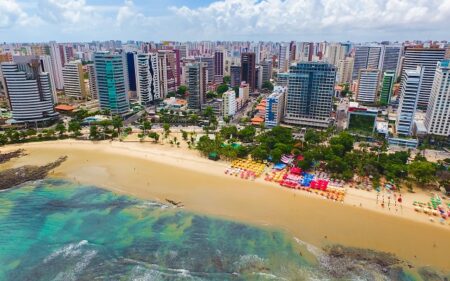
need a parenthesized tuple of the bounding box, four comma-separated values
(284, 62, 336, 128)
(86, 64, 98, 99)
(356, 69, 380, 104)
(396, 66, 424, 136)
(94, 51, 130, 116)
(62, 60, 86, 100)
(0, 58, 58, 123)
(265, 86, 286, 128)
(222, 90, 236, 117)
(134, 53, 161, 105)
(379, 71, 395, 106)
(401, 47, 446, 108)
(424, 60, 450, 136)
(187, 62, 207, 111)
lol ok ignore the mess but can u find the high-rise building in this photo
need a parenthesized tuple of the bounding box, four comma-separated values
(357, 69, 380, 103)
(325, 43, 346, 66)
(94, 52, 130, 116)
(87, 64, 98, 99)
(381, 46, 402, 77)
(134, 53, 161, 105)
(396, 66, 424, 136)
(401, 47, 446, 108)
(62, 60, 86, 100)
(196, 55, 214, 83)
(38, 55, 58, 103)
(284, 62, 336, 128)
(126, 52, 137, 94)
(222, 89, 236, 117)
(380, 71, 395, 106)
(49, 42, 64, 90)
(158, 50, 179, 94)
(241, 52, 256, 91)
(214, 51, 224, 83)
(265, 86, 286, 128)
(261, 60, 272, 84)
(352, 46, 382, 80)
(424, 60, 450, 136)
(230, 65, 241, 88)
(337, 57, 354, 84)
(278, 44, 290, 72)
(187, 62, 207, 110)
(157, 52, 168, 98)
(1, 58, 58, 123)
(255, 65, 263, 90)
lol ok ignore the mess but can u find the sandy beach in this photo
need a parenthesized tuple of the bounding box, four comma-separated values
(1, 140, 450, 271)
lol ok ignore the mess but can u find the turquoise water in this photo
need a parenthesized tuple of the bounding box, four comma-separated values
(0, 179, 448, 281)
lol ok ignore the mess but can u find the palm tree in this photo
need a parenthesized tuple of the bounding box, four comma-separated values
(140, 120, 152, 135)
(112, 115, 123, 135)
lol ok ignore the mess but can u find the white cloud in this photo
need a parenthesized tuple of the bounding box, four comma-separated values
(1, 0, 449, 42)
(0, 0, 42, 28)
(171, 0, 450, 40)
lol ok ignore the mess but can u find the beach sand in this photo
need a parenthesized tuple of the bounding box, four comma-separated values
(2, 140, 450, 271)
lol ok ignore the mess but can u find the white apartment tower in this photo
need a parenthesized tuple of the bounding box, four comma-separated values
(62, 60, 86, 100)
(1, 58, 58, 123)
(357, 69, 380, 103)
(396, 66, 424, 136)
(425, 60, 450, 136)
(49, 42, 64, 90)
(134, 53, 161, 105)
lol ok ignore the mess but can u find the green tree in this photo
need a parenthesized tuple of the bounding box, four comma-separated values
(89, 125, 99, 140)
(237, 126, 256, 142)
(177, 85, 188, 97)
(223, 75, 231, 84)
(140, 120, 152, 135)
(0, 134, 7, 145)
(112, 115, 123, 135)
(55, 122, 66, 136)
(262, 81, 274, 91)
(408, 161, 437, 185)
(148, 132, 160, 143)
(68, 120, 82, 137)
(163, 123, 171, 138)
(216, 84, 229, 95)
(251, 146, 269, 161)
(181, 130, 188, 141)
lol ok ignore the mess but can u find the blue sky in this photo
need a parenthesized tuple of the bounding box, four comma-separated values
(1, 0, 450, 43)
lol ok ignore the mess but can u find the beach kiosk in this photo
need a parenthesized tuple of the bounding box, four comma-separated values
(208, 152, 220, 161)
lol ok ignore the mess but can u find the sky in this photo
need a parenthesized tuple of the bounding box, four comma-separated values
(1, 0, 450, 43)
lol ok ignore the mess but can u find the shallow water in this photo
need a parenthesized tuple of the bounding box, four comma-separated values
(0, 179, 448, 281)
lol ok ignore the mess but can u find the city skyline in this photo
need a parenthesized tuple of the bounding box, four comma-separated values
(2, 0, 450, 43)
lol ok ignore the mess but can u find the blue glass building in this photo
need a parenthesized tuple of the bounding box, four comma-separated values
(284, 62, 336, 128)
(94, 52, 130, 116)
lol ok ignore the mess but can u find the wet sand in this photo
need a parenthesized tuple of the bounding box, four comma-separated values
(2, 140, 450, 271)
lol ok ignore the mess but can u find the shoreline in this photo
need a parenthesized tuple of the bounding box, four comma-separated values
(2, 140, 450, 271)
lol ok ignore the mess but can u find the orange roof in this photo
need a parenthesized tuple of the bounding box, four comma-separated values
(175, 100, 187, 105)
(55, 104, 76, 111)
(256, 105, 266, 111)
(335, 85, 343, 91)
(251, 116, 264, 124)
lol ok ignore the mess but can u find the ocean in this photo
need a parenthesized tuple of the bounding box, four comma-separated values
(0, 179, 447, 281)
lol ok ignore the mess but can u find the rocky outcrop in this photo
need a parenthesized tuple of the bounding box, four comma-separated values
(0, 149, 26, 164)
(0, 156, 67, 190)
